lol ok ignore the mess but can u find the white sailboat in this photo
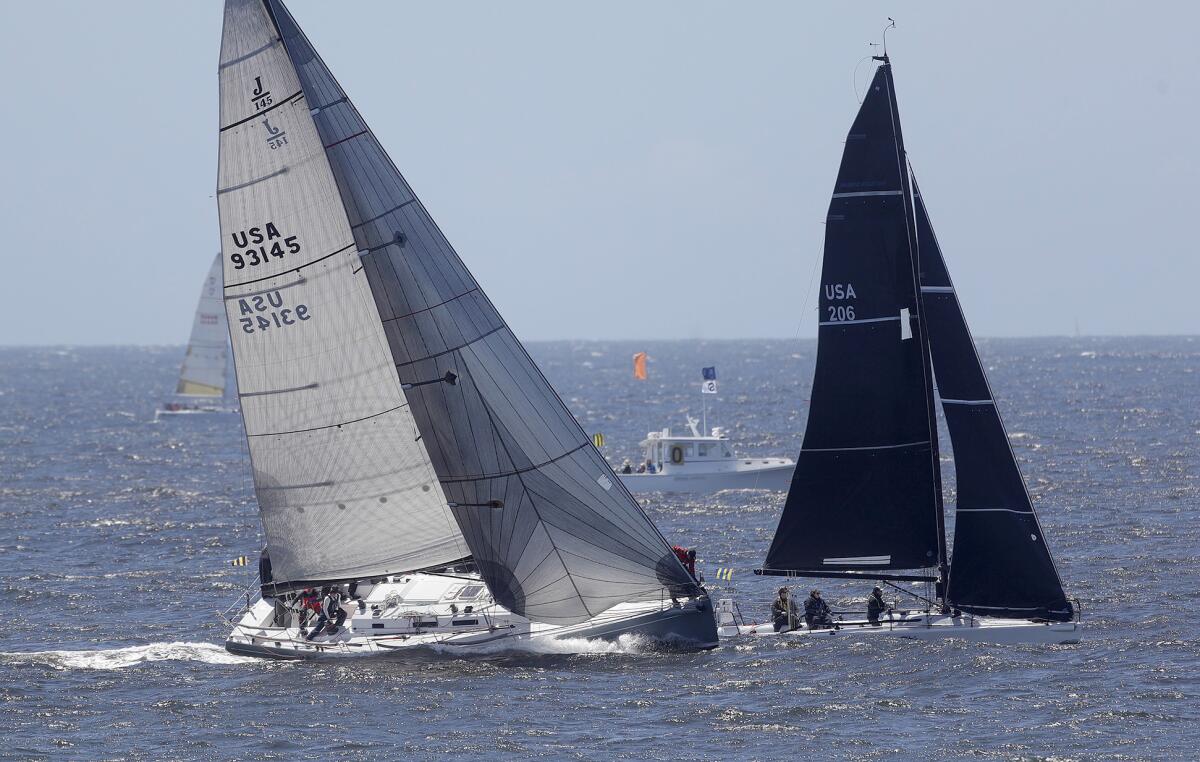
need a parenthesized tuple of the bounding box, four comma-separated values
(156, 253, 235, 418)
(719, 44, 1080, 645)
(217, 0, 716, 658)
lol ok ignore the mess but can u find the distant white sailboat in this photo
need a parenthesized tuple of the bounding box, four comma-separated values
(720, 43, 1080, 645)
(157, 253, 235, 419)
(216, 0, 716, 658)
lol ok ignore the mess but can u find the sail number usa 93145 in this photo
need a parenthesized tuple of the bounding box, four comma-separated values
(236, 291, 311, 335)
(229, 222, 299, 269)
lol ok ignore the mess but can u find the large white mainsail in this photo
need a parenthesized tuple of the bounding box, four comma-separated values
(265, 0, 698, 625)
(175, 253, 229, 397)
(216, 0, 468, 584)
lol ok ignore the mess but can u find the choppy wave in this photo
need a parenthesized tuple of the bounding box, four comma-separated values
(0, 641, 254, 670)
(431, 632, 650, 657)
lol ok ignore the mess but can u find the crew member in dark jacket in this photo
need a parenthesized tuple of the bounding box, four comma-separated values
(771, 587, 794, 632)
(804, 589, 833, 630)
(866, 586, 888, 626)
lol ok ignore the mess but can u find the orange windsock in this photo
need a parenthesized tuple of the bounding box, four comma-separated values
(632, 352, 647, 380)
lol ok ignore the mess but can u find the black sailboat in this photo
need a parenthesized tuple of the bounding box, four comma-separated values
(747, 51, 1077, 641)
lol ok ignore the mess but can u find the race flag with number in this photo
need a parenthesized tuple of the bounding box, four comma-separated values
(230, 555, 249, 567)
(633, 352, 647, 380)
(592, 432, 605, 448)
(701, 366, 718, 394)
(714, 567, 734, 581)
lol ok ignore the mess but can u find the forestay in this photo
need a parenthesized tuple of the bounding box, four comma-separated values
(216, 0, 468, 585)
(176, 253, 230, 397)
(266, 0, 697, 625)
(764, 62, 941, 574)
(914, 182, 1074, 621)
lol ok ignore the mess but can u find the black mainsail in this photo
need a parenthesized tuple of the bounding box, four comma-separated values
(763, 60, 943, 577)
(263, 0, 698, 625)
(761, 54, 1072, 621)
(914, 182, 1073, 621)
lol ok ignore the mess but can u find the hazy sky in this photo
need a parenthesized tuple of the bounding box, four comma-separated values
(1, 2, 1196, 345)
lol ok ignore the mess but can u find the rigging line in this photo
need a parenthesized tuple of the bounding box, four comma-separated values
(437, 441, 590, 484)
(851, 55, 874, 105)
(219, 89, 304, 132)
(245, 403, 407, 438)
(794, 233, 823, 339)
(224, 243, 355, 289)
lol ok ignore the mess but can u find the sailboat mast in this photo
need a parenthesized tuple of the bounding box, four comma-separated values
(878, 56, 950, 595)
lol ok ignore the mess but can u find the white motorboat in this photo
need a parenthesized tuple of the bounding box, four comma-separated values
(216, 0, 716, 658)
(156, 253, 237, 420)
(225, 567, 716, 659)
(714, 600, 1081, 645)
(725, 38, 1080, 645)
(617, 418, 794, 493)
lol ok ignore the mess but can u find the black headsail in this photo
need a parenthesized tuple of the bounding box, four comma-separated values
(914, 180, 1073, 621)
(763, 59, 945, 578)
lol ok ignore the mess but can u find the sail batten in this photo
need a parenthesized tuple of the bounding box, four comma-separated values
(913, 182, 1073, 621)
(265, 0, 694, 624)
(216, 0, 468, 585)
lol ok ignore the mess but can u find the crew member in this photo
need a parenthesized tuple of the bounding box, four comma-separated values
(771, 587, 794, 632)
(804, 589, 833, 630)
(866, 586, 888, 626)
(671, 545, 697, 580)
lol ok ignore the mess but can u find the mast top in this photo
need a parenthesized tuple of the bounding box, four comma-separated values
(871, 18, 896, 63)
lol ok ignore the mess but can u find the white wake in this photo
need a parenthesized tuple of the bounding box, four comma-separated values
(0, 641, 255, 670)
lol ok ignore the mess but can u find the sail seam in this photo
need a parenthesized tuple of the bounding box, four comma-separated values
(219, 89, 304, 132)
(223, 277, 306, 300)
(246, 403, 408, 438)
(351, 199, 418, 229)
(224, 243, 355, 289)
(324, 130, 368, 150)
(383, 288, 481, 325)
(921, 285, 954, 293)
(940, 398, 993, 406)
(438, 441, 589, 484)
(394, 325, 504, 369)
(802, 440, 929, 453)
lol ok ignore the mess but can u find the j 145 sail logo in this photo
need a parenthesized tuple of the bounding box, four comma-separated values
(824, 282, 857, 322)
(262, 118, 287, 150)
(250, 75, 272, 111)
(236, 291, 311, 335)
(229, 222, 300, 269)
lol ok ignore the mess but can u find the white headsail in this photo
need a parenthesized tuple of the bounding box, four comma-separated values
(175, 253, 229, 397)
(216, 0, 468, 584)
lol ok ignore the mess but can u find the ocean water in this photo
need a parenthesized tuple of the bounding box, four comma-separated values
(1, 339, 1197, 760)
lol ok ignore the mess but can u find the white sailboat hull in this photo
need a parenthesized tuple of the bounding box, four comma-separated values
(224, 573, 718, 659)
(716, 605, 1081, 645)
(619, 461, 794, 493)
